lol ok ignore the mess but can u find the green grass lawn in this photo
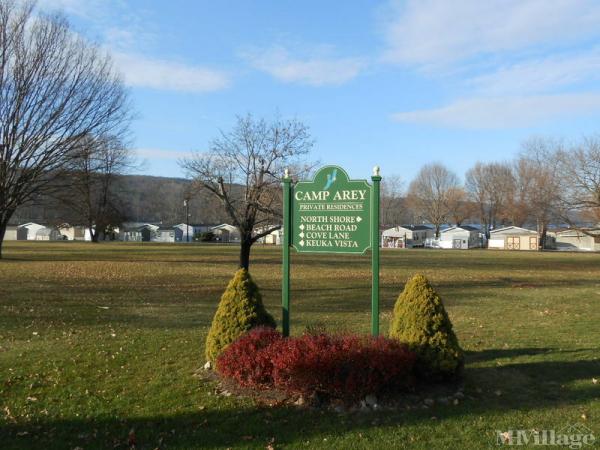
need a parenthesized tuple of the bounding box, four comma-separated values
(0, 241, 599, 449)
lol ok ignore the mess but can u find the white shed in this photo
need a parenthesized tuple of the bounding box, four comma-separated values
(211, 224, 241, 243)
(439, 225, 483, 249)
(17, 222, 46, 240)
(489, 226, 539, 250)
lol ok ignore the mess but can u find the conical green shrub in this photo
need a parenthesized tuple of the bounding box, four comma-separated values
(205, 269, 276, 362)
(389, 274, 463, 379)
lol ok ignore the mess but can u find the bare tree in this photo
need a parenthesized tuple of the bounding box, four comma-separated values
(57, 134, 133, 242)
(507, 158, 535, 227)
(180, 114, 314, 270)
(406, 163, 460, 237)
(380, 174, 404, 227)
(465, 162, 514, 238)
(446, 186, 474, 226)
(0, 1, 131, 257)
(519, 138, 563, 247)
(559, 135, 600, 225)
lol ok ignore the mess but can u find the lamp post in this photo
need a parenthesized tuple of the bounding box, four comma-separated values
(183, 199, 190, 243)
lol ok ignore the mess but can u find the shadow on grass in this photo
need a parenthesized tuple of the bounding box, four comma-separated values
(464, 347, 598, 363)
(2, 353, 599, 449)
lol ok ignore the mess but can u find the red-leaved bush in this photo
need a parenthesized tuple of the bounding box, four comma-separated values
(216, 327, 283, 387)
(216, 328, 416, 401)
(271, 333, 415, 400)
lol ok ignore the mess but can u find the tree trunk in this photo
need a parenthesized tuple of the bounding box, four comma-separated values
(435, 224, 440, 239)
(540, 225, 547, 251)
(239, 235, 252, 270)
(0, 221, 6, 260)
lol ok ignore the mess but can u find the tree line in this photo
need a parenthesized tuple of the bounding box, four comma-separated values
(405, 136, 600, 243)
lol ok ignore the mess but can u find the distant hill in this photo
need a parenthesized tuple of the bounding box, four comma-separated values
(12, 174, 230, 226)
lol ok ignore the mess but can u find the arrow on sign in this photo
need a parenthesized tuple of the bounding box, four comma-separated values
(357, 216, 362, 222)
(299, 231, 304, 238)
(299, 240, 305, 246)
(299, 224, 305, 230)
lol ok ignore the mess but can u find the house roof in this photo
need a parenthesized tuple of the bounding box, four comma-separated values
(400, 224, 433, 231)
(211, 223, 239, 231)
(17, 222, 44, 229)
(382, 224, 432, 234)
(441, 225, 480, 233)
(555, 228, 600, 237)
(490, 226, 537, 236)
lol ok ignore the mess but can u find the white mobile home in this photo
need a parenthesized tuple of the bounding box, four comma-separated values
(35, 227, 63, 241)
(57, 224, 92, 241)
(554, 228, 600, 251)
(17, 223, 45, 240)
(173, 223, 210, 242)
(489, 226, 539, 250)
(381, 225, 433, 248)
(439, 225, 483, 249)
(118, 224, 143, 242)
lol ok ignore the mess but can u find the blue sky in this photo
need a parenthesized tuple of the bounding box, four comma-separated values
(39, 0, 600, 184)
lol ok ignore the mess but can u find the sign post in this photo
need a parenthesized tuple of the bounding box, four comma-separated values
(281, 165, 380, 337)
(371, 166, 381, 336)
(282, 169, 291, 337)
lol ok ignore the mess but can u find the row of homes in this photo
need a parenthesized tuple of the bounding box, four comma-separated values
(382, 224, 486, 249)
(7, 220, 598, 251)
(381, 224, 600, 251)
(4, 222, 243, 243)
(4, 223, 93, 241)
(118, 223, 241, 243)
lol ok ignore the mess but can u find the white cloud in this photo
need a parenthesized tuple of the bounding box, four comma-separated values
(391, 93, 600, 129)
(381, 0, 600, 67)
(113, 52, 230, 93)
(469, 50, 600, 95)
(135, 148, 193, 160)
(243, 46, 365, 86)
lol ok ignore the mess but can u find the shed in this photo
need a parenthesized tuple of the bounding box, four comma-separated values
(17, 222, 45, 240)
(381, 225, 433, 248)
(211, 224, 241, 243)
(489, 226, 539, 250)
(439, 225, 483, 249)
(554, 228, 600, 251)
(138, 224, 159, 242)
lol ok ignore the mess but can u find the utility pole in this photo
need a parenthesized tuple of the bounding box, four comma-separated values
(183, 199, 190, 243)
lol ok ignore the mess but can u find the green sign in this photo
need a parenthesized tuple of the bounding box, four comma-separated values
(281, 165, 381, 338)
(291, 166, 371, 254)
